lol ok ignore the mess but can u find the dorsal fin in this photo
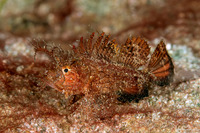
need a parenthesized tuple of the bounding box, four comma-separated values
(76, 32, 104, 56)
(93, 32, 105, 52)
(117, 37, 150, 68)
(77, 37, 86, 54)
(148, 41, 174, 86)
(87, 32, 95, 55)
(98, 37, 119, 61)
(75, 33, 151, 68)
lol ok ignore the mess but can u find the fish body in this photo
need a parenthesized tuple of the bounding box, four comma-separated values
(43, 32, 174, 102)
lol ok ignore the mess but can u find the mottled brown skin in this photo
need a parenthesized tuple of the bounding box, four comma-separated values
(45, 57, 148, 98)
(41, 32, 174, 102)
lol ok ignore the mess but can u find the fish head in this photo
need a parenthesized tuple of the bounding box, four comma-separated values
(61, 65, 80, 86)
(45, 64, 83, 97)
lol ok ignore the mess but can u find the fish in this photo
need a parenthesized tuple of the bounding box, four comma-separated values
(41, 32, 174, 102)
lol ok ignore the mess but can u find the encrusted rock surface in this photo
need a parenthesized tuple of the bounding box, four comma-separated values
(0, 0, 200, 132)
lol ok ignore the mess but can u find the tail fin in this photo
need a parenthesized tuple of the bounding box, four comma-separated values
(148, 41, 174, 86)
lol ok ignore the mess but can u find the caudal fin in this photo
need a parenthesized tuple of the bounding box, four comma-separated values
(148, 41, 174, 86)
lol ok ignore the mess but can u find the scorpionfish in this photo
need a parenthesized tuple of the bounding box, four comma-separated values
(42, 32, 174, 102)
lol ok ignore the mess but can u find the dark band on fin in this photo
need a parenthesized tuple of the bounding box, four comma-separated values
(117, 87, 149, 103)
(148, 41, 174, 86)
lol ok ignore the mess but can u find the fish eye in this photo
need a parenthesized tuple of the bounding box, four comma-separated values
(64, 68, 68, 73)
